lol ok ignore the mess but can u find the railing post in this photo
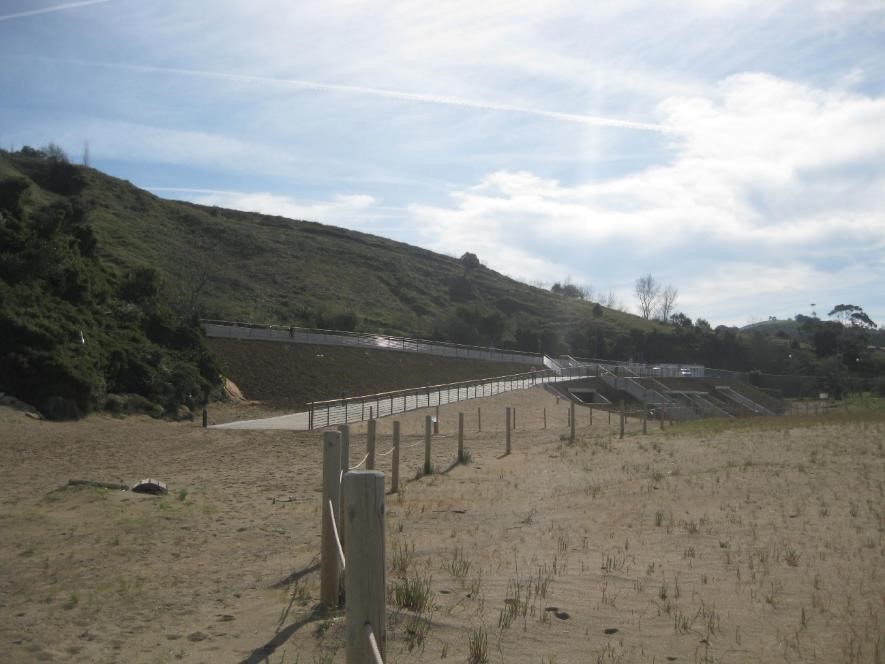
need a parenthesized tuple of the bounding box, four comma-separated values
(642, 402, 647, 434)
(543, 407, 546, 429)
(344, 471, 386, 664)
(569, 402, 576, 443)
(505, 406, 511, 454)
(512, 407, 517, 430)
(477, 406, 482, 432)
(321, 431, 342, 608)
(434, 405, 440, 434)
(202, 404, 208, 428)
(458, 412, 464, 462)
(424, 415, 432, 475)
(367, 419, 376, 470)
(589, 405, 593, 425)
(660, 409, 665, 430)
(619, 401, 625, 439)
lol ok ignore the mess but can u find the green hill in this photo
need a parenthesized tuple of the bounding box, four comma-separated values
(0, 147, 662, 355)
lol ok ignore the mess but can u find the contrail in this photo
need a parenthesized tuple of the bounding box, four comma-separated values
(49, 57, 669, 133)
(0, 0, 116, 22)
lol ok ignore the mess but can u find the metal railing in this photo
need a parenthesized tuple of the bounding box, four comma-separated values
(307, 367, 592, 429)
(202, 319, 541, 365)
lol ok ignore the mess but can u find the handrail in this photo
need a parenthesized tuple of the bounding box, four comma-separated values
(202, 318, 542, 362)
(309, 368, 551, 407)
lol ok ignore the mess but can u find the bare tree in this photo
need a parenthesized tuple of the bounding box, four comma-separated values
(602, 290, 624, 311)
(657, 284, 678, 321)
(634, 273, 660, 319)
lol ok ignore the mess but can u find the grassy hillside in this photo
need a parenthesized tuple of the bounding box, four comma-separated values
(0, 148, 664, 358)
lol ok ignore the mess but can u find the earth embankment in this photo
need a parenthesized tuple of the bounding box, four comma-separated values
(207, 338, 538, 410)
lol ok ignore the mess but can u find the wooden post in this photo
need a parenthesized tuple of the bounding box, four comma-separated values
(202, 404, 208, 428)
(569, 401, 576, 443)
(543, 407, 547, 429)
(477, 407, 482, 432)
(344, 471, 386, 664)
(369, 406, 373, 420)
(458, 412, 464, 462)
(367, 419, 376, 470)
(424, 415, 432, 475)
(660, 409, 665, 430)
(505, 407, 511, 454)
(391, 421, 400, 493)
(338, 424, 351, 474)
(321, 431, 342, 608)
(589, 405, 593, 425)
(642, 404, 647, 434)
(434, 406, 440, 434)
(619, 401, 625, 439)
(512, 407, 517, 430)
(608, 408, 611, 424)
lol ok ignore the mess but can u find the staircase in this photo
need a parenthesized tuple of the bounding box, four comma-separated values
(715, 386, 773, 415)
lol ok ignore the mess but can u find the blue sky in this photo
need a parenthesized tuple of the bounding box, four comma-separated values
(2, 0, 884, 327)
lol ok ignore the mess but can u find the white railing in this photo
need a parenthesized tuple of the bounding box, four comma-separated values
(202, 320, 541, 366)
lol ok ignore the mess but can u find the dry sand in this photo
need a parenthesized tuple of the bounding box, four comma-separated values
(0, 389, 882, 663)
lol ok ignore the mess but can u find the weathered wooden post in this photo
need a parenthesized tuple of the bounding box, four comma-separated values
(543, 407, 547, 429)
(344, 471, 386, 663)
(505, 407, 512, 454)
(424, 415, 432, 475)
(202, 404, 208, 428)
(369, 406, 373, 420)
(458, 412, 464, 462)
(366, 419, 376, 470)
(589, 405, 593, 425)
(512, 407, 517, 430)
(619, 401, 625, 439)
(391, 421, 400, 493)
(338, 424, 351, 470)
(642, 401, 647, 434)
(321, 431, 342, 607)
(569, 401, 576, 443)
(434, 405, 440, 434)
(660, 409, 665, 430)
(608, 408, 611, 424)
(477, 406, 482, 432)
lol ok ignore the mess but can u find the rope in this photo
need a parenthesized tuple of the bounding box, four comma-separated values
(377, 445, 396, 457)
(328, 499, 346, 571)
(366, 623, 384, 664)
(350, 452, 370, 470)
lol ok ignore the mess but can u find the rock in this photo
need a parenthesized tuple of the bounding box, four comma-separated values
(131, 479, 168, 495)
(174, 405, 194, 421)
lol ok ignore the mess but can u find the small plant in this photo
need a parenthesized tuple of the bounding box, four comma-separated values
(176, 488, 188, 501)
(459, 449, 473, 464)
(784, 546, 801, 567)
(390, 573, 435, 613)
(654, 511, 664, 527)
(467, 626, 488, 664)
(442, 547, 471, 579)
(390, 541, 415, 576)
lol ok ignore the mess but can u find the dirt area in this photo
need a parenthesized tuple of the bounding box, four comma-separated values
(0, 392, 883, 664)
(206, 338, 537, 411)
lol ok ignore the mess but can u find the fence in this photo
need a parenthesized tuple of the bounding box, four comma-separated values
(202, 319, 541, 365)
(307, 367, 592, 429)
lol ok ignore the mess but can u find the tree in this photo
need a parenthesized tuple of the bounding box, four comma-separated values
(634, 273, 660, 319)
(459, 252, 480, 275)
(829, 304, 877, 330)
(657, 284, 678, 321)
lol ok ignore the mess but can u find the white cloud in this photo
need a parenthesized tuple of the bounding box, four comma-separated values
(160, 189, 399, 229)
(407, 73, 885, 324)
